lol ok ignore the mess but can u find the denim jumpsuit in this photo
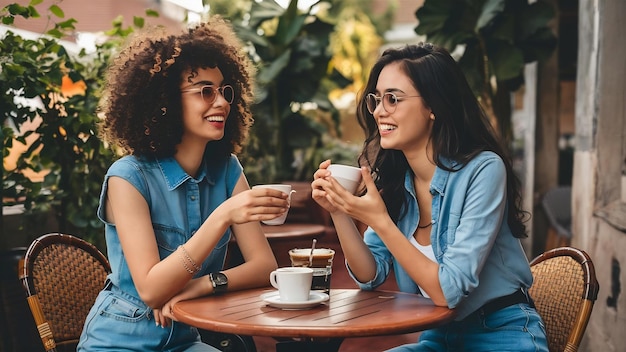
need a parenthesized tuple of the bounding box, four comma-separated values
(77, 155, 242, 351)
(348, 152, 548, 351)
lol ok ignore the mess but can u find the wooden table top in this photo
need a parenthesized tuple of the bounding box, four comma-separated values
(173, 288, 456, 339)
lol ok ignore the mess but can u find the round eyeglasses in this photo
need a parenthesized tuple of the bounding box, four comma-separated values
(365, 92, 421, 114)
(181, 85, 234, 105)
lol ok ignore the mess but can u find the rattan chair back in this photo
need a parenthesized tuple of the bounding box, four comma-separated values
(21, 233, 111, 352)
(529, 246, 599, 352)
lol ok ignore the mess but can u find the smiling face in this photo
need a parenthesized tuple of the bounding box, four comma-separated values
(180, 67, 231, 145)
(372, 62, 433, 155)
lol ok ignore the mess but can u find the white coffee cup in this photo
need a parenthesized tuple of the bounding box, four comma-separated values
(269, 267, 313, 302)
(327, 164, 362, 194)
(252, 184, 295, 225)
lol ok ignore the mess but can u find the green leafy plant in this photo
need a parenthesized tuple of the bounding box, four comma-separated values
(1, 1, 156, 243)
(415, 0, 557, 144)
(227, 0, 352, 184)
(1, 0, 366, 245)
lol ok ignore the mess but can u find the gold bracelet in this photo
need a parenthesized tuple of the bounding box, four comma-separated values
(179, 245, 202, 273)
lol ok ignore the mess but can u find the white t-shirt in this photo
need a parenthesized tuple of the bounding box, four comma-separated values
(408, 236, 437, 299)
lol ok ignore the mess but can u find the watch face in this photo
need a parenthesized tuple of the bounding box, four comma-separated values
(213, 272, 228, 286)
(211, 272, 228, 294)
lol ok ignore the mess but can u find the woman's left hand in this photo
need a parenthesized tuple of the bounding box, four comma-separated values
(160, 277, 207, 325)
(153, 307, 172, 328)
(161, 297, 181, 324)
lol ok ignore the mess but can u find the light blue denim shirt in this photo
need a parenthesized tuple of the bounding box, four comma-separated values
(349, 151, 533, 320)
(78, 154, 240, 350)
(98, 154, 242, 299)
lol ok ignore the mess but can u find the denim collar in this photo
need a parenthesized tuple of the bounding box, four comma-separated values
(156, 157, 212, 190)
(403, 157, 459, 196)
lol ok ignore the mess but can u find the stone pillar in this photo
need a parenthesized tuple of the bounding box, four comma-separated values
(574, 0, 626, 350)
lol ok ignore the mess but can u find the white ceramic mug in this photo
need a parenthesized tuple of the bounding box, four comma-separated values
(269, 267, 313, 302)
(252, 184, 295, 225)
(327, 164, 362, 194)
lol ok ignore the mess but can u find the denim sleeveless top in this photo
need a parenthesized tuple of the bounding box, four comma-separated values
(97, 154, 242, 299)
(349, 151, 533, 320)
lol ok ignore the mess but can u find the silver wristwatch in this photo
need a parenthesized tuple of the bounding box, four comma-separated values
(209, 272, 228, 295)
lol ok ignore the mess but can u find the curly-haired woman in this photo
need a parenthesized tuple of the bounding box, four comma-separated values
(78, 17, 285, 351)
(312, 43, 548, 351)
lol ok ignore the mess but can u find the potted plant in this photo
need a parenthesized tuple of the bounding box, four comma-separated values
(1, 2, 156, 246)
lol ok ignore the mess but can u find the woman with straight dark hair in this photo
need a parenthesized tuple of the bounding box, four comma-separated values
(311, 43, 548, 351)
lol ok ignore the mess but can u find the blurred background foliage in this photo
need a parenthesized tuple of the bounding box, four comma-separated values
(0, 1, 156, 243)
(1, 0, 386, 241)
(415, 0, 557, 145)
(203, 0, 389, 184)
(2, 0, 555, 244)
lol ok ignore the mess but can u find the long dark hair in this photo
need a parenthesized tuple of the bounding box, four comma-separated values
(356, 43, 528, 238)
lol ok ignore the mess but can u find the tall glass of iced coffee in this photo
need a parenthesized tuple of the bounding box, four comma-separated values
(288, 248, 335, 294)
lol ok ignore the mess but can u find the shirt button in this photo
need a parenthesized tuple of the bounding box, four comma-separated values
(190, 195, 196, 200)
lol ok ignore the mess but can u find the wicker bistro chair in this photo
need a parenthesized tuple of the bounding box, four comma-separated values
(21, 233, 111, 352)
(529, 247, 599, 352)
(21, 233, 257, 352)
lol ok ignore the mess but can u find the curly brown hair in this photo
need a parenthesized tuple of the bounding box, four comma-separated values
(99, 16, 255, 159)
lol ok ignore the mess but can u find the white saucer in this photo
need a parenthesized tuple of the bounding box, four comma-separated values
(260, 291, 329, 310)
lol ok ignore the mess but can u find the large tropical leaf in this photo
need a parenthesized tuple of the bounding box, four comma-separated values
(247, 0, 286, 27)
(487, 12, 515, 43)
(414, 0, 455, 35)
(520, 27, 557, 63)
(521, 0, 555, 38)
(487, 41, 524, 81)
(475, 0, 506, 31)
(257, 49, 292, 84)
(275, 0, 307, 45)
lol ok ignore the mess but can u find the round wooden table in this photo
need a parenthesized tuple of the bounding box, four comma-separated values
(173, 288, 456, 351)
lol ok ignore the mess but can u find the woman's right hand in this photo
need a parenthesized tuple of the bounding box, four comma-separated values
(223, 187, 290, 225)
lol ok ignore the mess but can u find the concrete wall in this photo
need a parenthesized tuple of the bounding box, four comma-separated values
(573, 0, 626, 350)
